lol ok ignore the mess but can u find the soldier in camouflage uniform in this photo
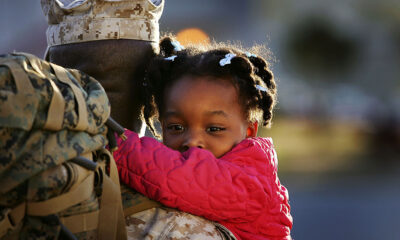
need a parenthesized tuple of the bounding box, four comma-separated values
(40, 0, 235, 239)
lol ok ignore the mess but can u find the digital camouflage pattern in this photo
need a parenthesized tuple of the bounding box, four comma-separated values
(41, 0, 164, 47)
(125, 207, 237, 240)
(0, 52, 122, 239)
(119, 151, 238, 240)
(121, 170, 237, 240)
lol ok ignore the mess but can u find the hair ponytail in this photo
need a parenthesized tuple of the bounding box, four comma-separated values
(245, 55, 277, 127)
(159, 37, 176, 57)
(249, 56, 276, 94)
(142, 37, 179, 138)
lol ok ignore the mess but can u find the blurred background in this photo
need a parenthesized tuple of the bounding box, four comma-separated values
(1, 0, 399, 239)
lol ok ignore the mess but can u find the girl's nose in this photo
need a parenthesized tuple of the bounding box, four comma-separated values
(181, 131, 204, 151)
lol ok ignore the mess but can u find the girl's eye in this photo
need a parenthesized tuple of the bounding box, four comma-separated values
(167, 124, 185, 132)
(207, 126, 226, 133)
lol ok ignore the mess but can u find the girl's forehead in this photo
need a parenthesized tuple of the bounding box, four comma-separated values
(163, 75, 244, 115)
(166, 76, 237, 102)
(169, 75, 235, 92)
(159, 76, 250, 126)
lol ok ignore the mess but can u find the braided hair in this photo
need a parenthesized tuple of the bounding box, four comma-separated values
(142, 37, 277, 138)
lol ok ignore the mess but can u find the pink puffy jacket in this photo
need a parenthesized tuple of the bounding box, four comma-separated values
(114, 130, 293, 240)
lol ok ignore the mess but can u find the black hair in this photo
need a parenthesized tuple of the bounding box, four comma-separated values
(142, 36, 277, 138)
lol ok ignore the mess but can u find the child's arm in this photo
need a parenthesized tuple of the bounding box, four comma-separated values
(114, 129, 288, 223)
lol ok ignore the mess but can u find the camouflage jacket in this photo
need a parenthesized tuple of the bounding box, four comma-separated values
(0, 52, 126, 239)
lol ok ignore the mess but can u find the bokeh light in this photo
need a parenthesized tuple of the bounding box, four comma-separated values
(176, 28, 210, 45)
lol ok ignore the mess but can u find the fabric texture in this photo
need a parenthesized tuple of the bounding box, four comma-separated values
(41, 0, 164, 46)
(125, 207, 233, 240)
(0, 53, 127, 239)
(114, 130, 293, 240)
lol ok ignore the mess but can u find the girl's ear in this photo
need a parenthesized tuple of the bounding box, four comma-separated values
(246, 122, 258, 138)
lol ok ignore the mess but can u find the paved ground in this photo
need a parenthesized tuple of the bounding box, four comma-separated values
(282, 173, 400, 240)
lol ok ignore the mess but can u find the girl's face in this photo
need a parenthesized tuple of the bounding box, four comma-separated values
(161, 75, 257, 158)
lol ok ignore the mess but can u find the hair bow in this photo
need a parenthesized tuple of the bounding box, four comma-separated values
(219, 53, 236, 66)
(256, 85, 268, 92)
(165, 55, 177, 61)
(171, 40, 185, 52)
(245, 52, 257, 58)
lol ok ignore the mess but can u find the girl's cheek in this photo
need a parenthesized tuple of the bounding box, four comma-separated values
(163, 136, 180, 150)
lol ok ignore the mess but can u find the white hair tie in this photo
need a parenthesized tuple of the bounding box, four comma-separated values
(165, 55, 177, 61)
(256, 85, 268, 92)
(219, 53, 236, 66)
(171, 40, 185, 52)
(245, 52, 257, 58)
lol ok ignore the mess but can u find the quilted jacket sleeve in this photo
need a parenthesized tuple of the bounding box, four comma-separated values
(114, 129, 281, 222)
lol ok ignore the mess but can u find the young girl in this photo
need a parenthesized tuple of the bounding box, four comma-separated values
(114, 37, 293, 240)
